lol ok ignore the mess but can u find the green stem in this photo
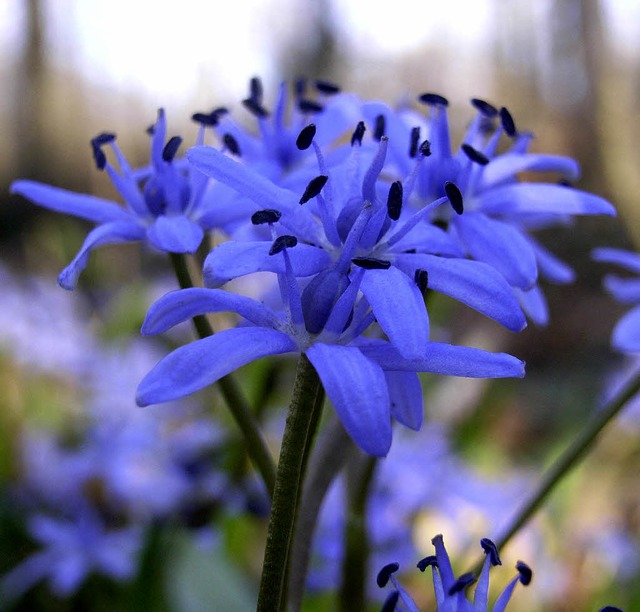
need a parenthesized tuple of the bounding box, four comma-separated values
(257, 354, 323, 612)
(489, 365, 640, 563)
(168, 252, 276, 498)
(338, 453, 377, 612)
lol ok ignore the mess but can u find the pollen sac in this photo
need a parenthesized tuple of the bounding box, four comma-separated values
(251, 209, 282, 225)
(268, 235, 297, 255)
(418, 92, 449, 107)
(444, 181, 464, 215)
(301, 269, 350, 334)
(374, 114, 386, 141)
(414, 269, 428, 293)
(352, 257, 391, 270)
(249, 76, 263, 102)
(471, 97, 498, 117)
(296, 124, 317, 150)
(376, 562, 400, 588)
(351, 121, 366, 146)
(516, 561, 533, 586)
(419, 140, 432, 157)
(298, 99, 324, 114)
(242, 97, 269, 118)
(223, 133, 241, 156)
(409, 127, 421, 158)
(314, 79, 341, 94)
(386, 181, 403, 221)
(499, 106, 517, 137)
(191, 107, 228, 126)
(462, 143, 490, 166)
(299, 175, 328, 204)
(417, 555, 437, 572)
(162, 136, 182, 162)
(448, 572, 476, 595)
(480, 538, 502, 566)
(90, 133, 116, 170)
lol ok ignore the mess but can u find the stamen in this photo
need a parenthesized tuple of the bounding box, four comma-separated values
(381, 591, 399, 612)
(362, 136, 388, 202)
(462, 143, 490, 166)
(296, 124, 317, 150)
(418, 92, 449, 107)
(419, 140, 432, 157)
(499, 107, 517, 137)
(386, 181, 403, 221)
(351, 121, 366, 146)
(414, 269, 428, 293)
(249, 76, 263, 102)
(162, 136, 182, 162)
(299, 175, 329, 204)
(409, 127, 420, 158)
(444, 181, 464, 214)
(90, 133, 115, 170)
(374, 114, 386, 141)
(376, 562, 400, 588)
(269, 235, 297, 255)
(516, 561, 532, 586)
(417, 555, 438, 572)
(314, 79, 341, 94)
(352, 257, 391, 270)
(448, 572, 476, 595)
(242, 97, 269, 118)
(223, 133, 241, 156)
(298, 99, 324, 114)
(480, 538, 502, 566)
(294, 77, 307, 97)
(191, 107, 228, 126)
(471, 98, 498, 117)
(91, 133, 116, 148)
(251, 209, 282, 225)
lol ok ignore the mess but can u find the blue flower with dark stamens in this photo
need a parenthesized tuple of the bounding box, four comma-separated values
(378, 535, 532, 611)
(136, 236, 524, 457)
(593, 247, 640, 352)
(11, 109, 229, 290)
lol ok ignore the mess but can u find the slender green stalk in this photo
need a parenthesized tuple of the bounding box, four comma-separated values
(168, 252, 276, 498)
(485, 366, 640, 567)
(338, 453, 377, 612)
(257, 354, 323, 612)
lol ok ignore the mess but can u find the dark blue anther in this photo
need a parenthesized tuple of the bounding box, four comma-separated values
(444, 181, 464, 215)
(296, 124, 317, 150)
(90, 133, 115, 170)
(251, 209, 282, 225)
(162, 136, 182, 162)
(381, 590, 400, 612)
(223, 133, 241, 156)
(294, 77, 307, 97)
(448, 572, 476, 595)
(516, 561, 532, 586)
(499, 107, 517, 137)
(386, 181, 403, 221)
(409, 127, 420, 158)
(299, 175, 328, 204)
(480, 538, 502, 566)
(599, 607, 624, 612)
(376, 562, 400, 588)
(298, 99, 324, 114)
(269, 235, 297, 255)
(374, 114, 386, 141)
(462, 143, 490, 166)
(314, 79, 340, 94)
(352, 257, 391, 270)
(471, 98, 498, 117)
(351, 121, 366, 146)
(418, 93, 449, 107)
(249, 76, 263, 103)
(417, 555, 437, 572)
(414, 269, 428, 293)
(419, 140, 432, 157)
(242, 97, 269, 118)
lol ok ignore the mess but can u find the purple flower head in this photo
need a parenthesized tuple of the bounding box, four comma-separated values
(378, 535, 532, 611)
(11, 109, 225, 290)
(136, 235, 525, 456)
(593, 247, 640, 352)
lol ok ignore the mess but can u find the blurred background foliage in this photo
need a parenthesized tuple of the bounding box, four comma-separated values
(0, 0, 639, 610)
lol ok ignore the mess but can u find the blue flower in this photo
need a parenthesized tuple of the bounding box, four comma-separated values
(377, 535, 532, 611)
(593, 247, 640, 352)
(11, 109, 224, 289)
(136, 236, 525, 457)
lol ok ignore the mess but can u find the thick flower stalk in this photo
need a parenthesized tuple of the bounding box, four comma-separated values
(11, 109, 228, 289)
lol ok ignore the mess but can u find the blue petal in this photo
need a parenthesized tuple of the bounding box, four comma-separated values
(359, 267, 429, 359)
(530, 238, 575, 284)
(389, 223, 464, 257)
(385, 370, 423, 430)
(454, 213, 538, 289)
(11, 180, 132, 223)
(603, 276, 640, 304)
(136, 327, 297, 406)
(203, 240, 332, 287)
(58, 221, 145, 290)
(479, 153, 580, 188)
(306, 343, 392, 457)
(612, 305, 640, 353)
(141, 287, 283, 334)
(515, 285, 549, 327)
(593, 247, 640, 274)
(359, 341, 526, 378)
(476, 183, 616, 216)
(394, 253, 527, 332)
(146, 215, 203, 253)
